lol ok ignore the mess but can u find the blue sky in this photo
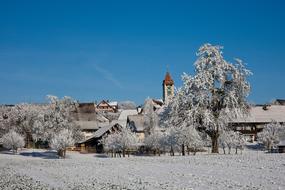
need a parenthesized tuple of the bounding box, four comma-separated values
(0, 0, 285, 105)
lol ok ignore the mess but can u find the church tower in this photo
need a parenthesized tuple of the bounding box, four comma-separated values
(163, 71, 174, 104)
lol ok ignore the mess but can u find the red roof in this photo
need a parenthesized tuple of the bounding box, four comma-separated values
(163, 72, 174, 85)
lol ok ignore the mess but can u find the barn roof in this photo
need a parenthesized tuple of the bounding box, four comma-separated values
(75, 121, 109, 130)
(233, 105, 285, 123)
(79, 121, 122, 143)
(117, 109, 138, 127)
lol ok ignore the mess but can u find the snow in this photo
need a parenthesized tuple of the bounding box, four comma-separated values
(0, 149, 284, 190)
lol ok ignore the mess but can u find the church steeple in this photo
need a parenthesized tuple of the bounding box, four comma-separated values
(163, 71, 174, 104)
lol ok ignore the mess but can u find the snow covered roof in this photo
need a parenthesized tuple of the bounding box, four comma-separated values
(109, 101, 118, 106)
(80, 121, 122, 143)
(77, 103, 96, 113)
(75, 121, 109, 130)
(117, 110, 138, 127)
(233, 105, 285, 123)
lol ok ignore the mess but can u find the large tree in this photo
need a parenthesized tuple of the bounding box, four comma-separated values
(164, 44, 251, 153)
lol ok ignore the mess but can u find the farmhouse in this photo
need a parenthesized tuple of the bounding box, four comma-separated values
(78, 122, 122, 153)
(76, 109, 138, 152)
(232, 104, 285, 141)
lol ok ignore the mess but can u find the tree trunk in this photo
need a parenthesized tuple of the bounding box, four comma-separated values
(223, 147, 226, 154)
(170, 146, 174, 156)
(181, 144, 185, 156)
(235, 147, 238, 154)
(211, 134, 219, 153)
(122, 149, 126, 157)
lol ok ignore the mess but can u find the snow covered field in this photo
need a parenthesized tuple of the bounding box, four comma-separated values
(0, 149, 284, 190)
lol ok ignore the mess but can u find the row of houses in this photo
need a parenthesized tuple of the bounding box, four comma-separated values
(73, 98, 164, 152)
(74, 98, 285, 153)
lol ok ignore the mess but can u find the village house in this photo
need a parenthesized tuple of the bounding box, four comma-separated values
(232, 104, 285, 141)
(96, 100, 118, 113)
(77, 109, 138, 152)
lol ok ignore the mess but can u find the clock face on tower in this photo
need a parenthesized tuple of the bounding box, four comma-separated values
(167, 85, 172, 96)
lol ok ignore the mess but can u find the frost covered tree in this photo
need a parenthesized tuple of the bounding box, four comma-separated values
(234, 132, 246, 154)
(179, 126, 203, 155)
(117, 127, 138, 157)
(118, 101, 137, 110)
(161, 88, 197, 156)
(257, 121, 285, 151)
(0, 106, 12, 137)
(0, 95, 83, 150)
(219, 130, 231, 154)
(144, 131, 165, 156)
(101, 132, 121, 157)
(164, 127, 180, 156)
(50, 129, 75, 158)
(101, 127, 138, 157)
(43, 95, 83, 143)
(0, 104, 43, 147)
(1, 130, 25, 154)
(143, 98, 159, 135)
(219, 130, 246, 154)
(168, 44, 251, 153)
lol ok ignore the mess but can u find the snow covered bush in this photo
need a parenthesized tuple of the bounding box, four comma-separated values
(163, 43, 252, 153)
(257, 121, 285, 151)
(101, 127, 138, 157)
(1, 130, 25, 153)
(50, 129, 75, 158)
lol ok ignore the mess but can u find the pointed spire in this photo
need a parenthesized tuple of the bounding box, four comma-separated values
(163, 70, 174, 85)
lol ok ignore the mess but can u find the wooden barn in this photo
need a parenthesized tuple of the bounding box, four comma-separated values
(77, 122, 122, 153)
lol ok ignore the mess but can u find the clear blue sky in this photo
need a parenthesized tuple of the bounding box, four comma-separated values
(0, 0, 284, 105)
